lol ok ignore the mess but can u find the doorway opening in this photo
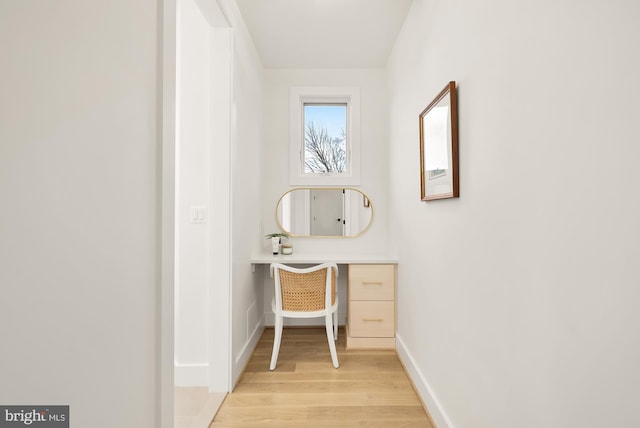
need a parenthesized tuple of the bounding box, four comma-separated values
(162, 0, 233, 426)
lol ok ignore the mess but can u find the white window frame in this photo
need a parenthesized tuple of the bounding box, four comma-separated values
(290, 86, 361, 186)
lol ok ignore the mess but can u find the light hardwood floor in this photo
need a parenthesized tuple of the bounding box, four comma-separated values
(210, 327, 435, 428)
(175, 387, 226, 428)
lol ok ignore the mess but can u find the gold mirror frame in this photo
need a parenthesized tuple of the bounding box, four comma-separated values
(275, 187, 374, 238)
(419, 81, 459, 201)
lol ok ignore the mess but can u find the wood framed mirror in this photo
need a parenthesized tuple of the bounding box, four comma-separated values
(419, 81, 459, 201)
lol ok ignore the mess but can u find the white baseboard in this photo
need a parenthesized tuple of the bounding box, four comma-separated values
(395, 334, 455, 428)
(232, 321, 264, 387)
(174, 363, 208, 387)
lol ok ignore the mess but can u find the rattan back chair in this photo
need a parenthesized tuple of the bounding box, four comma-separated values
(269, 263, 339, 370)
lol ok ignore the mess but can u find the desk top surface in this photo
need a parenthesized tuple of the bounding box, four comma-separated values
(251, 252, 398, 265)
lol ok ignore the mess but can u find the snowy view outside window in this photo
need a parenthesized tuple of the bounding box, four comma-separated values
(303, 104, 347, 174)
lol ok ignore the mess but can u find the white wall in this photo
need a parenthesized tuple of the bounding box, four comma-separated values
(214, 0, 266, 386)
(0, 1, 160, 427)
(174, 0, 263, 390)
(175, 0, 235, 392)
(260, 69, 390, 324)
(388, 1, 640, 427)
(174, 0, 212, 386)
(261, 69, 389, 253)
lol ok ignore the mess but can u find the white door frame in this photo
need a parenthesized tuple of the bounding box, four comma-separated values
(160, 0, 232, 426)
(160, 1, 178, 427)
(208, 23, 232, 392)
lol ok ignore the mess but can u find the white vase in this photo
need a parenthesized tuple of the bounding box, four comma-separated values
(271, 237, 280, 255)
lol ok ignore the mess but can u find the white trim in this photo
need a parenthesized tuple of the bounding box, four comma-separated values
(174, 363, 209, 387)
(290, 86, 361, 186)
(162, 3, 233, 427)
(160, 0, 177, 426)
(208, 24, 233, 393)
(232, 324, 264, 386)
(234, 322, 262, 366)
(395, 333, 455, 428)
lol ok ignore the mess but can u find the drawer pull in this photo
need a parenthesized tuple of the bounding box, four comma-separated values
(362, 281, 383, 286)
(362, 318, 384, 322)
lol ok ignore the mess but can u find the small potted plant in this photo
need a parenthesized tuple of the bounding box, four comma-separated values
(265, 232, 289, 255)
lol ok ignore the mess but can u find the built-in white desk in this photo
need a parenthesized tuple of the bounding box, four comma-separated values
(251, 252, 398, 349)
(250, 252, 398, 267)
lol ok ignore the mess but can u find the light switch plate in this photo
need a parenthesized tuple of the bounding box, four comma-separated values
(190, 206, 206, 223)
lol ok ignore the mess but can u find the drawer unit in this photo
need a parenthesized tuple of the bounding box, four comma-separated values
(349, 264, 395, 301)
(349, 301, 395, 337)
(346, 264, 396, 349)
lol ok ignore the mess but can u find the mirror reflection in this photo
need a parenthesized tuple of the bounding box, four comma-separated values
(276, 188, 373, 237)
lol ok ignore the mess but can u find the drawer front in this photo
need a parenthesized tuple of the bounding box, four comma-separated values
(349, 301, 395, 338)
(349, 264, 395, 301)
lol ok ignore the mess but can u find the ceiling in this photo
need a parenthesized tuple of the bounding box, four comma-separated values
(235, 0, 413, 69)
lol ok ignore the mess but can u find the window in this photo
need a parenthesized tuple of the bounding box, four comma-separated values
(303, 104, 347, 174)
(290, 87, 360, 185)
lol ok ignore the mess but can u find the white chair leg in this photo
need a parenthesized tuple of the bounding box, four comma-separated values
(270, 315, 283, 370)
(325, 315, 339, 368)
(333, 310, 338, 340)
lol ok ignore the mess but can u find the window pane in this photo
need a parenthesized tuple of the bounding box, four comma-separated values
(303, 104, 347, 174)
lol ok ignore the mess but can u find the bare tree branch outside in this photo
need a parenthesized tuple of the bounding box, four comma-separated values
(304, 122, 346, 173)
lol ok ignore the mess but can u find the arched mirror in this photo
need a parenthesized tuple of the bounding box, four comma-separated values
(276, 188, 373, 237)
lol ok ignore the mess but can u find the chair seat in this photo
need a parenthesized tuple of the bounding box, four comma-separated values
(271, 297, 339, 319)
